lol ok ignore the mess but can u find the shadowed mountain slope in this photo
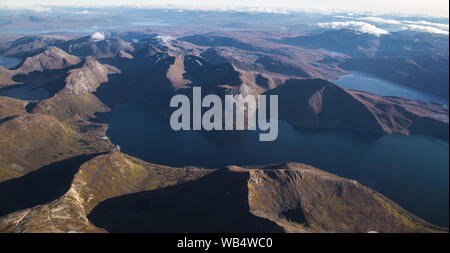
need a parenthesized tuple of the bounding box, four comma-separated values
(0, 153, 101, 218)
(264, 78, 448, 137)
(0, 151, 445, 233)
(264, 78, 384, 133)
(0, 152, 210, 233)
(88, 167, 284, 233)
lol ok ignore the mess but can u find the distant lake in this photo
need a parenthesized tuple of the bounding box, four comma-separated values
(0, 57, 21, 69)
(107, 104, 449, 228)
(333, 71, 449, 106)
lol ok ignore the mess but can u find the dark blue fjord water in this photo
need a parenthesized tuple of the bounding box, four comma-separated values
(333, 71, 449, 106)
(107, 104, 449, 228)
(0, 57, 21, 70)
(0, 83, 49, 101)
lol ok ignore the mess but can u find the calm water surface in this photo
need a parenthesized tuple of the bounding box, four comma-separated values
(0, 57, 21, 69)
(108, 104, 449, 228)
(333, 71, 449, 106)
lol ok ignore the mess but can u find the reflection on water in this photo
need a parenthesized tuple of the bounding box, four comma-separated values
(107, 104, 449, 227)
(333, 71, 448, 106)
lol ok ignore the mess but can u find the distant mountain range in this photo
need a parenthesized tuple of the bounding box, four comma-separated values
(279, 29, 449, 99)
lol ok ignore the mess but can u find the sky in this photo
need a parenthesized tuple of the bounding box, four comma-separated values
(0, 0, 449, 17)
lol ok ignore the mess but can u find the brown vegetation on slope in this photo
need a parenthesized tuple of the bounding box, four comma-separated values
(0, 152, 445, 233)
(264, 78, 448, 138)
(0, 152, 210, 232)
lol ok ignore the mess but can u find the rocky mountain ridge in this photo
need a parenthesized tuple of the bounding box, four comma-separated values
(264, 78, 449, 138)
(60, 56, 120, 95)
(0, 151, 445, 233)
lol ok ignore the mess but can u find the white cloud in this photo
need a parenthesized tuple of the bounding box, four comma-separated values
(163, 5, 291, 14)
(402, 24, 449, 35)
(74, 10, 92, 15)
(403, 20, 449, 30)
(0, 0, 448, 17)
(318, 21, 390, 36)
(246, 7, 290, 14)
(322, 16, 449, 36)
(30, 5, 51, 12)
(356, 16, 401, 25)
(91, 32, 105, 41)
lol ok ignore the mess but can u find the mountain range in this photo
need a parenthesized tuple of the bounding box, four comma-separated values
(0, 27, 448, 232)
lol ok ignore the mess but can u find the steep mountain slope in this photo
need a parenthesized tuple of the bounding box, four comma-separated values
(166, 55, 191, 89)
(93, 37, 245, 116)
(264, 78, 448, 137)
(0, 114, 83, 177)
(0, 96, 27, 120)
(246, 163, 443, 233)
(0, 101, 112, 182)
(0, 55, 117, 182)
(54, 36, 134, 59)
(0, 152, 210, 233)
(1, 46, 82, 88)
(349, 90, 449, 138)
(0, 66, 16, 87)
(184, 33, 347, 87)
(59, 56, 120, 95)
(12, 46, 81, 75)
(0, 35, 68, 58)
(0, 151, 444, 233)
(31, 93, 110, 122)
(264, 78, 384, 133)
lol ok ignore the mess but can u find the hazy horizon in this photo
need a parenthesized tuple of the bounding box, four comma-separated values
(0, 0, 449, 18)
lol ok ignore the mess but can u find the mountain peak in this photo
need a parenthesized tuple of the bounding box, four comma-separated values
(13, 46, 81, 75)
(60, 56, 120, 95)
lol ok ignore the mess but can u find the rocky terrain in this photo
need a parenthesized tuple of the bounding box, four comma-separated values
(11, 47, 81, 75)
(0, 35, 69, 58)
(54, 36, 135, 59)
(0, 29, 448, 233)
(280, 29, 449, 99)
(0, 51, 118, 182)
(60, 56, 120, 95)
(0, 151, 445, 233)
(349, 90, 449, 138)
(264, 78, 449, 138)
(0, 66, 16, 86)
